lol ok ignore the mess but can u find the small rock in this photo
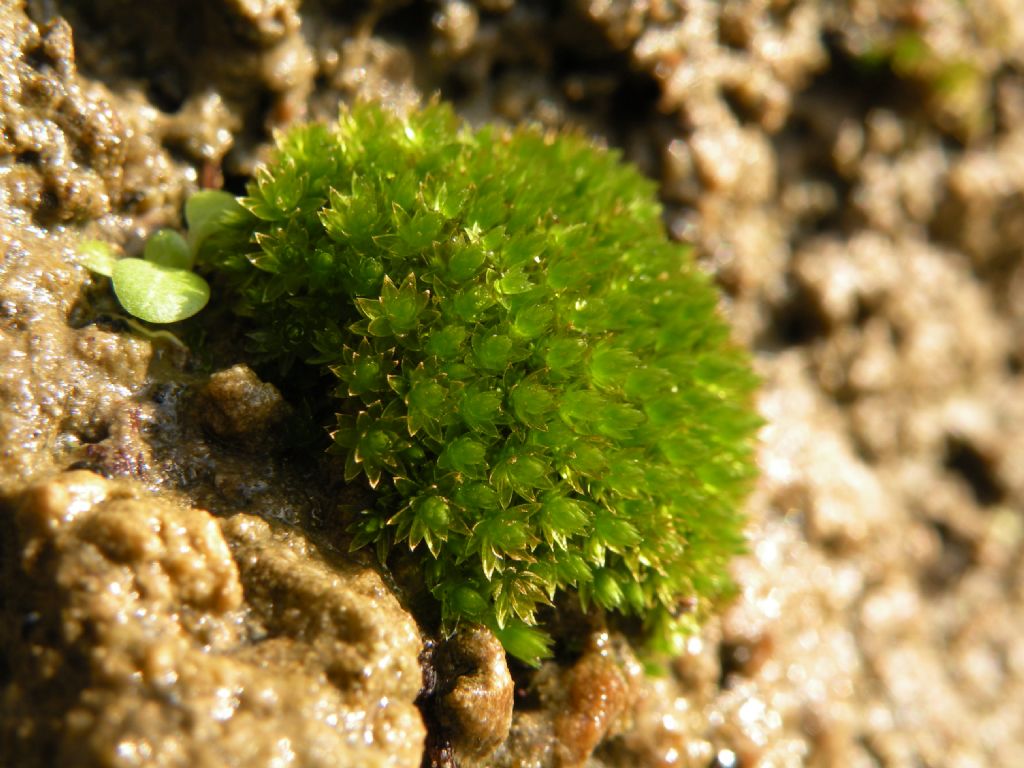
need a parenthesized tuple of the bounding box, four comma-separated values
(434, 624, 514, 764)
(196, 364, 286, 444)
(551, 632, 642, 768)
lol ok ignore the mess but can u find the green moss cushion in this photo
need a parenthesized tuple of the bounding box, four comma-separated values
(199, 101, 760, 664)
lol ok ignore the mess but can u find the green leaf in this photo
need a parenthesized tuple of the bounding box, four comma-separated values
(144, 229, 192, 270)
(111, 259, 210, 324)
(452, 285, 495, 322)
(348, 511, 386, 552)
(490, 450, 552, 502)
(472, 332, 519, 372)
(589, 344, 640, 391)
(425, 324, 467, 359)
(77, 239, 118, 277)
(592, 567, 625, 610)
(406, 378, 447, 439)
(491, 568, 550, 626)
(510, 379, 555, 430)
(397, 208, 445, 253)
(591, 510, 641, 553)
(490, 619, 552, 667)
(595, 402, 646, 440)
(537, 493, 592, 549)
(185, 189, 242, 250)
(408, 495, 452, 557)
(449, 584, 489, 620)
(380, 273, 430, 334)
(448, 244, 487, 283)
(544, 336, 586, 373)
(550, 551, 592, 588)
(461, 387, 504, 435)
(438, 436, 489, 476)
(330, 341, 394, 397)
(512, 304, 554, 340)
(472, 507, 539, 576)
(495, 264, 533, 295)
(558, 389, 607, 428)
(454, 481, 500, 512)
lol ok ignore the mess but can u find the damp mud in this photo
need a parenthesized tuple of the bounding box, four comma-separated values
(2, 1, 1024, 766)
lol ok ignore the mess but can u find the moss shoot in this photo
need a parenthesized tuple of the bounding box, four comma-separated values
(198, 102, 760, 665)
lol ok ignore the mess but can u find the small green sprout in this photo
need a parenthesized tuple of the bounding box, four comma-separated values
(196, 102, 761, 665)
(77, 190, 240, 324)
(858, 30, 988, 139)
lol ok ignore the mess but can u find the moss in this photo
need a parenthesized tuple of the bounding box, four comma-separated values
(197, 101, 760, 665)
(860, 31, 988, 139)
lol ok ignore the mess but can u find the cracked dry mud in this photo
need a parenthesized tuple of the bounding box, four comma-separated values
(2, 1, 1024, 767)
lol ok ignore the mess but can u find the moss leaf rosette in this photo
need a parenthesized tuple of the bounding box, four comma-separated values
(198, 101, 760, 664)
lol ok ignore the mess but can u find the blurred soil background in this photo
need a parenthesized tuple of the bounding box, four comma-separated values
(1, 0, 1023, 766)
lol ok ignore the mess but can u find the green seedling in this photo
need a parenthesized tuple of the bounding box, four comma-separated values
(77, 190, 240, 324)
(191, 102, 761, 665)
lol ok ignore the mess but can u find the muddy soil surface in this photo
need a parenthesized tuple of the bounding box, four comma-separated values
(2, 1, 1023, 766)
